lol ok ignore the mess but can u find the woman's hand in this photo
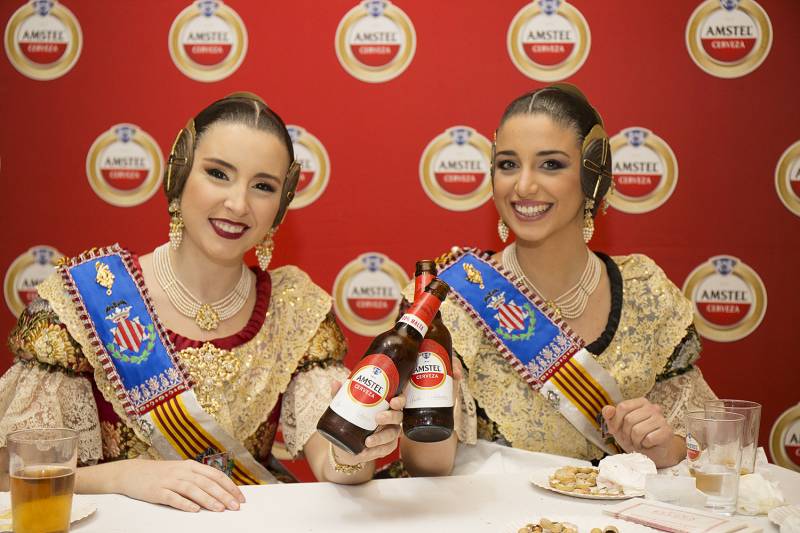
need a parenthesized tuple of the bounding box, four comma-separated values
(328, 380, 406, 466)
(112, 458, 245, 513)
(602, 398, 685, 467)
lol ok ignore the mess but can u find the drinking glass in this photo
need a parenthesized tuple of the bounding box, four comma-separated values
(8, 428, 78, 533)
(706, 399, 761, 474)
(686, 410, 744, 515)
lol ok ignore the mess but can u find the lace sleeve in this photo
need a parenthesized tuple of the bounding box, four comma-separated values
(0, 362, 102, 465)
(454, 355, 478, 445)
(279, 313, 349, 458)
(2, 297, 101, 464)
(645, 367, 718, 437)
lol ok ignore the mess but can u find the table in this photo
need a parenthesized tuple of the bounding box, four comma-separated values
(30, 443, 800, 532)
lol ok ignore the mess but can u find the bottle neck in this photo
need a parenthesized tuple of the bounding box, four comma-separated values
(399, 291, 443, 338)
(414, 272, 436, 301)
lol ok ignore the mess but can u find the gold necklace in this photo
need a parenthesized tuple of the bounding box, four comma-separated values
(502, 242, 601, 320)
(153, 244, 251, 331)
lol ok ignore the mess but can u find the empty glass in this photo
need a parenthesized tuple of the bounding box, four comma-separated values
(706, 399, 761, 474)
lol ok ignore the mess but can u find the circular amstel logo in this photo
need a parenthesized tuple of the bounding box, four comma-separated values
(4, 245, 63, 317)
(86, 124, 164, 207)
(5, 0, 82, 80)
(507, 0, 590, 81)
(348, 364, 389, 406)
(333, 253, 408, 336)
(686, 0, 772, 78)
(775, 140, 800, 217)
(335, 0, 416, 83)
(682, 255, 767, 342)
(287, 125, 330, 210)
(770, 404, 800, 472)
(168, 0, 247, 82)
(608, 127, 678, 214)
(410, 351, 446, 389)
(419, 126, 492, 211)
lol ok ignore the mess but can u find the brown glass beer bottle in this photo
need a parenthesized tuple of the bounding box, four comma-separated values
(316, 279, 450, 455)
(402, 261, 455, 442)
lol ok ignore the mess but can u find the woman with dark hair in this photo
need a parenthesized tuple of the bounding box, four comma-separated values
(400, 84, 717, 475)
(0, 93, 404, 511)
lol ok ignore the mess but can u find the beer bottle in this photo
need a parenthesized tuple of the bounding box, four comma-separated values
(403, 261, 454, 442)
(317, 279, 450, 455)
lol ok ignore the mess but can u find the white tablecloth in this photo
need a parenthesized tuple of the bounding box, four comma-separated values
(24, 443, 800, 532)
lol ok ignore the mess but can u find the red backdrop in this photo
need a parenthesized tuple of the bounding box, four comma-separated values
(1, 0, 798, 476)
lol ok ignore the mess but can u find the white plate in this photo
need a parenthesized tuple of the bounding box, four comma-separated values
(0, 493, 96, 532)
(529, 467, 644, 500)
(769, 505, 800, 527)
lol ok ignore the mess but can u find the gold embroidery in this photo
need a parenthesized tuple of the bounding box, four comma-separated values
(178, 343, 241, 415)
(95, 261, 115, 295)
(463, 262, 485, 289)
(418, 252, 700, 461)
(31, 323, 76, 367)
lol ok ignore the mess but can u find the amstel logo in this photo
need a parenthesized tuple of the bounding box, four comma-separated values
(507, 0, 590, 81)
(775, 140, 800, 217)
(287, 125, 330, 210)
(333, 253, 408, 336)
(608, 127, 678, 214)
(686, 0, 772, 78)
(86, 124, 164, 207)
(168, 0, 247, 82)
(419, 126, 492, 212)
(4, 245, 63, 317)
(682, 255, 767, 342)
(5, 0, 82, 80)
(770, 403, 800, 473)
(335, 0, 416, 83)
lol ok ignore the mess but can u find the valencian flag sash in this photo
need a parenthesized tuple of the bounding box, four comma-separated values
(60, 244, 274, 484)
(436, 248, 623, 454)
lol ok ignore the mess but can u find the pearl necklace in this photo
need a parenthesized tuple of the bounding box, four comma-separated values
(502, 243, 601, 320)
(153, 244, 251, 331)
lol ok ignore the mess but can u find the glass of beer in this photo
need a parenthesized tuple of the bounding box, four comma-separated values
(686, 409, 744, 515)
(8, 428, 78, 533)
(706, 399, 762, 474)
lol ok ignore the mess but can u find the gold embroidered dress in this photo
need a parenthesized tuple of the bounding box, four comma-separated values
(405, 250, 717, 462)
(0, 250, 348, 478)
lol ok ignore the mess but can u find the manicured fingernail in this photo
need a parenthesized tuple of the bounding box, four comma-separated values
(228, 500, 239, 511)
(238, 494, 246, 503)
(365, 437, 373, 447)
(214, 503, 225, 512)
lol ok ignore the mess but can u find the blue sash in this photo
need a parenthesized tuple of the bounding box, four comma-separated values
(65, 250, 189, 416)
(437, 250, 582, 388)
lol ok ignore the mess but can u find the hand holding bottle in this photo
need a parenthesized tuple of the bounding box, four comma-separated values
(327, 380, 407, 465)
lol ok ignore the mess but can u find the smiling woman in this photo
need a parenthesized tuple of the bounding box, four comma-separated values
(396, 84, 718, 478)
(0, 93, 403, 513)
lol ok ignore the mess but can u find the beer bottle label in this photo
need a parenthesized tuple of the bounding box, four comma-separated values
(329, 353, 400, 431)
(399, 292, 441, 337)
(404, 339, 454, 409)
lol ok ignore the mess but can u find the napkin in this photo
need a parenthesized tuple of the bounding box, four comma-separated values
(597, 452, 657, 492)
(737, 473, 785, 515)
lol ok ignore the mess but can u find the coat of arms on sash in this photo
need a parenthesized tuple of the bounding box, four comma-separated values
(485, 289, 535, 341)
(104, 300, 155, 364)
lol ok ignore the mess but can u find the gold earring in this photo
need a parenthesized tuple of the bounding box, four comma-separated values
(255, 228, 275, 271)
(168, 199, 184, 249)
(497, 218, 509, 243)
(582, 199, 595, 243)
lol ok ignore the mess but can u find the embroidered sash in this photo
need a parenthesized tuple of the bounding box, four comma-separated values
(59, 245, 275, 484)
(437, 248, 623, 454)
